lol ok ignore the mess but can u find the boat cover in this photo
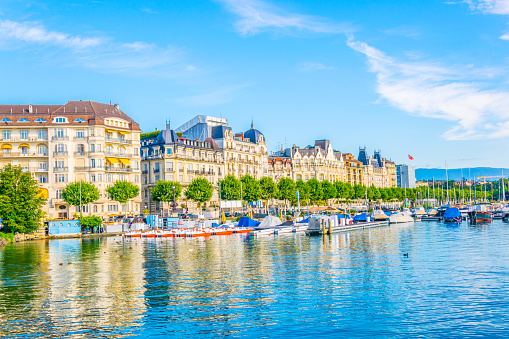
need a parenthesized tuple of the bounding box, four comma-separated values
(256, 216, 280, 228)
(384, 211, 392, 216)
(238, 217, 261, 227)
(353, 213, 368, 221)
(443, 208, 461, 219)
(298, 218, 309, 224)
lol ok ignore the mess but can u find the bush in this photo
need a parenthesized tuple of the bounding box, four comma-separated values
(80, 216, 102, 228)
(0, 232, 15, 243)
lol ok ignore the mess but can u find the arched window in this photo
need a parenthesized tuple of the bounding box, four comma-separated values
(104, 145, 113, 155)
(76, 144, 85, 154)
(37, 144, 47, 155)
(118, 147, 126, 155)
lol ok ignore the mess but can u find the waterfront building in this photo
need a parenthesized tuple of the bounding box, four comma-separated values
(0, 101, 142, 219)
(342, 153, 364, 185)
(358, 148, 397, 188)
(175, 116, 268, 180)
(396, 164, 416, 188)
(268, 140, 346, 182)
(140, 122, 223, 215)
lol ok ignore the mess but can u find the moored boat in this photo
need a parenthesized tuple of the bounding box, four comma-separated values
(389, 211, 414, 224)
(468, 203, 493, 224)
(443, 207, 463, 223)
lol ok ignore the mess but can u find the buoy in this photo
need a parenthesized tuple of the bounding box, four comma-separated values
(59, 263, 63, 266)
(68, 262, 72, 265)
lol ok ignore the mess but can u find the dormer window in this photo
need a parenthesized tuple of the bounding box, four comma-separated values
(74, 118, 86, 123)
(35, 118, 47, 122)
(17, 118, 29, 122)
(53, 117, 68, 123)
(1, 118, 12, 122)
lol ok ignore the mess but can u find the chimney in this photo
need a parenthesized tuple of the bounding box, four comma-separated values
(28, 105, 32, 114)
(114, 103, 119, 110)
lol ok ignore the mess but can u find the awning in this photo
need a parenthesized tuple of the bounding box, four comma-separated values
(119, 158, 130, 165)
(117, 130, 128, 134)
(1, 144, 12, 149)
(117, 145, 126, 150)
(106, 157, 120, 164)
(19, 144, 30, 148)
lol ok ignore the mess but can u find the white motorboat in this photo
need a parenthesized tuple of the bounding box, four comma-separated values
(372, 209, 388, 221)
(292, 224, 308, 232)
(389, 211, 414, 224)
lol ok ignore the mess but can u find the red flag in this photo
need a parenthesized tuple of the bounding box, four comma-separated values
(408, 154, 414, 160)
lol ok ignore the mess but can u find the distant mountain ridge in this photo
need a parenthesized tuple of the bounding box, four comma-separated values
(416, 167, 509, 181)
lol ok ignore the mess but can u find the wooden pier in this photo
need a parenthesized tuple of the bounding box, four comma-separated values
(305, 220, 389, 236)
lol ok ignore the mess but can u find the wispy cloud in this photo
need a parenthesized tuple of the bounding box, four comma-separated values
(172, 84, 252, 106)
(216, 0, 350, 36)
(0, 19, 194, 76)
(298, 62, 337, 72)
(0, 20, 104, 48)
(382, 26, 421, 39)
(141, 8, 158, 15)
(465, 0, 509, 15)
(347, 38, 509, 140)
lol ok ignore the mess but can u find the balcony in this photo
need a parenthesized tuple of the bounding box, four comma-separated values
(53, 167, 68, 172)
(105, 152, 132, 158)
(51, 136, 69, 141)
(34, 167, 48, 172)
(53, 151, 68, 156)
(74, 136, 86, 141)
(106, 137, 131, 144)
(75, 151, 86, 156)
(179, 168, 184, 172)
(105, 166, 132, 173)
(142, 169, 148, 174)
(154, 168, 160, 173)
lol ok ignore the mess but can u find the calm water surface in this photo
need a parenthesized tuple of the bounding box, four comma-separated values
(1, 221, 509, 338)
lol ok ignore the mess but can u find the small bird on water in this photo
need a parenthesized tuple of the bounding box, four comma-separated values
(403, 253, 409, 257)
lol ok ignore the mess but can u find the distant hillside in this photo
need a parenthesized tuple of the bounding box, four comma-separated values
(416, 167, 509, 181)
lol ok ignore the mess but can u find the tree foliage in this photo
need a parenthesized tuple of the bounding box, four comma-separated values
(322, 180, 337, 201)
(307, 178, 323, 202)
(151, 181, 182, 203)
(185, 177, 214, 204)
(278, 178, 296, 202)
(0, 165, 45, 233)
(259, 177, 278, 200)
(219, 175, 241, 200)
(107, 181, 140, 204)
(241, 175, 262, 202)
(294, 179, 310, 203)
(62, 181, 100, 207)
(80, 215, 102, 228)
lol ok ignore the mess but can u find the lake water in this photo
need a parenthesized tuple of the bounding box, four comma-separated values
(2, 221, 509, 338)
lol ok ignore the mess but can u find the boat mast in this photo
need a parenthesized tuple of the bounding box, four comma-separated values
(433, 177, 436, 208)
(461, 168, 464, 204)
(503, 169, 506, 203)
(445, 161, 449, 204)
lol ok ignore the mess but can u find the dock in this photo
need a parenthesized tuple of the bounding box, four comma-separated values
(421, 216, 442, 221)
(305, 220, 389, 235)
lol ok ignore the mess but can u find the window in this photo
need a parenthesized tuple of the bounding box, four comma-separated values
(166, 161, 173, 171)
(0, 118, 12, 122)
(17, 118, 29, 122)
(55, 174, 67, 182)
(54, 117, 67, 123)
(135, 175, 139, 183)
(119, 174, 127, 181)
(144, 176, 148, 184)
(108, 205, 118, 212)
(144, 164, 147, 171)
(105, 145, 113, 154)
(20, 146, 29, 155)
(76, 205, 89, 213)
(38, 175, 47, 183)
(118, 147, 125, 155)
(154, 148, 159, 156)
(56, 129, 64, 138)
(93, 205, 98, 213)
(76, 131, 84, 139)
(38, 162, 47, 170)
(134, 161, 139, 170)
(91, 174, 96, 182)
(144, 190, 148, 198)
(76, 144, 85, 154)
(35, 118, 47, 123)
(90, 144, 95, 153)
(97, 174, 102, 182)
(179, 175, 183, 182)
(166, 148, 172, 155)
(74, 118, 86, 122)
(155, 175, 160, 182)
(56, 144, 66, 153)
(154, 163, 160, 172)
(55, 160, 65, 169)
(2, 130, 10, 140)
(55, 190, 62, 199)
(107, 174, 113, 182)
(37, 130, 47, 140)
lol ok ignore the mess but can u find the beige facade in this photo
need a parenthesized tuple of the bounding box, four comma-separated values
(141, 123, 224, 214)
(0, 101, 142, 219)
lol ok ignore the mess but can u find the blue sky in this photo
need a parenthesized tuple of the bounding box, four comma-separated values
(1, 0, 509, 169)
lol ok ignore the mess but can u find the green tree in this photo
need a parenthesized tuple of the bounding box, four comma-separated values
(294, 179, 311, 204)
(259, 177, 278, 200)
(278, 178, 296, 211)
(80, 215, 102, 229)
(106, 180, 140, 215)
(307, 178, 323, 203)
(241, 175, 262, 203)
(367, 185, 381, 201)
(353, 184, 366, 200)
(0, 165, 45, 233)
(151, 181, 182, 214)
(219, 175, 241, 200)
(322, 180, 337, 204)
(185, 177, 214, 206)
(62, 180, 100, 216)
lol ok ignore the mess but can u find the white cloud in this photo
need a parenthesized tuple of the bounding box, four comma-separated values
(0, 20, 104, 48)
(347, 38, 509, 140)
(466, 0, 509, 15)
(298, 62, 337, 72)
(141, 8, 158, 14)
(216, 0, 349, 36)
(0, 19, 192, 76)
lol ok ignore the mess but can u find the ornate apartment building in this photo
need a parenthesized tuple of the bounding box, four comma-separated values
(140, 122, 223, 214)
(358, 148, 397, 188)
(0, 101, 142, 219)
